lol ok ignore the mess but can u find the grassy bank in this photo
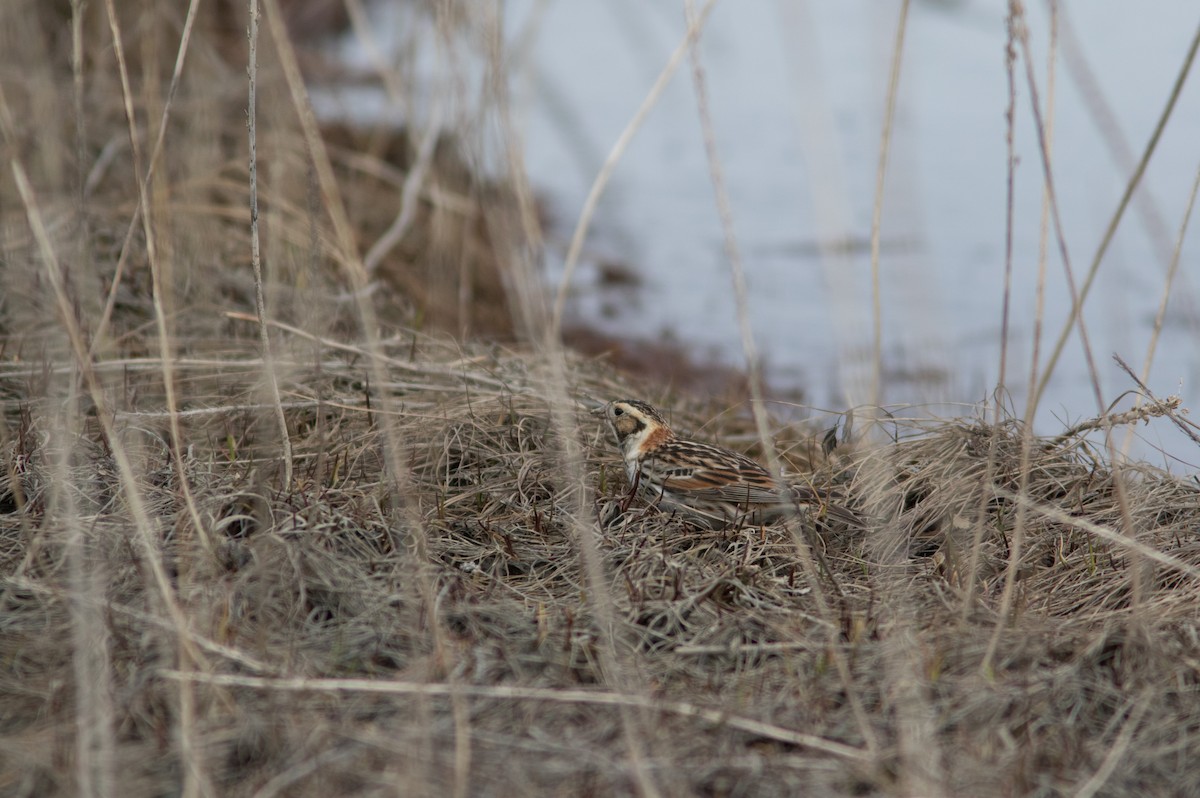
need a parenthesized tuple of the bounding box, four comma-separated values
(2, 3, 1200, 796)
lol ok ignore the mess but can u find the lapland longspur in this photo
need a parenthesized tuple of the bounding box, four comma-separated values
(596, 399, 855, 530)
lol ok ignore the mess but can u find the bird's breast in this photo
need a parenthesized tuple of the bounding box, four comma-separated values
(624, 457, 641, 486)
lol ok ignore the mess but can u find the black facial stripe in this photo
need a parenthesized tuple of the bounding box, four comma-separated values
(617, 417, 645, 440)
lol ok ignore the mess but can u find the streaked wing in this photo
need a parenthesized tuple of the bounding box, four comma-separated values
(643, 440, 786, 505)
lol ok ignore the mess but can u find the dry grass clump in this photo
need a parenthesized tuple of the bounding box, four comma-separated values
(4, 327, 1200, 795)
(3, 2, 1200, 796)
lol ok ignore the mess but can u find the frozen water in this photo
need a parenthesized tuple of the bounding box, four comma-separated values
(512, 0, 1200, 469)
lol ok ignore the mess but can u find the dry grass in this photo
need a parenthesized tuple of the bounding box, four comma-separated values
(2, 3, 1200, 797)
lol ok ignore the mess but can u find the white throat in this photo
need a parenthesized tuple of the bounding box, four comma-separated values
(619, 422, 656, 464)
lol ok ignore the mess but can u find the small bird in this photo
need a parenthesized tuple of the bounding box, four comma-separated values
(596, 399, 855, 530)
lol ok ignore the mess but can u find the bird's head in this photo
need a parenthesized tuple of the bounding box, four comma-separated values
(600, 399, 673, 459)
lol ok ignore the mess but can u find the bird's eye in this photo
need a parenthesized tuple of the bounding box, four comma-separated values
(613, 407, 624, 416)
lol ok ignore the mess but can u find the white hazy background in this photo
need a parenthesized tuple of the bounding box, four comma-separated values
(335, 1, 1200, 468)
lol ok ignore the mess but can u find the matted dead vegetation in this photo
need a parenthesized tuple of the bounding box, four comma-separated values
(3, 2, 1200, 797)
(5, 321, 1200, 797)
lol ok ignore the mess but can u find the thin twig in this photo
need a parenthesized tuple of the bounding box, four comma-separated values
(223, 311, 512, 389)
(1135, 161, 1200, 408)
(869, 0, 910, 411)
(363, 100, 444, 276)
(1051, 393, 1182, 446)
(993, 486, 1200, 583)
(353, 0, 446, 279)
(161, 671, 871, 762)
(101, 0, 213, 562)
(1113, 355, 1200, 447)
(985, 3, 1101, 674)
(247, 0, 294, 489)
(1036, 18, 1200, 401)
(90, 0, 203, 357)
(550, 1, 717, 337)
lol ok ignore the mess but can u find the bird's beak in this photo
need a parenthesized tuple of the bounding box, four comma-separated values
(583, 397, 607, 416)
